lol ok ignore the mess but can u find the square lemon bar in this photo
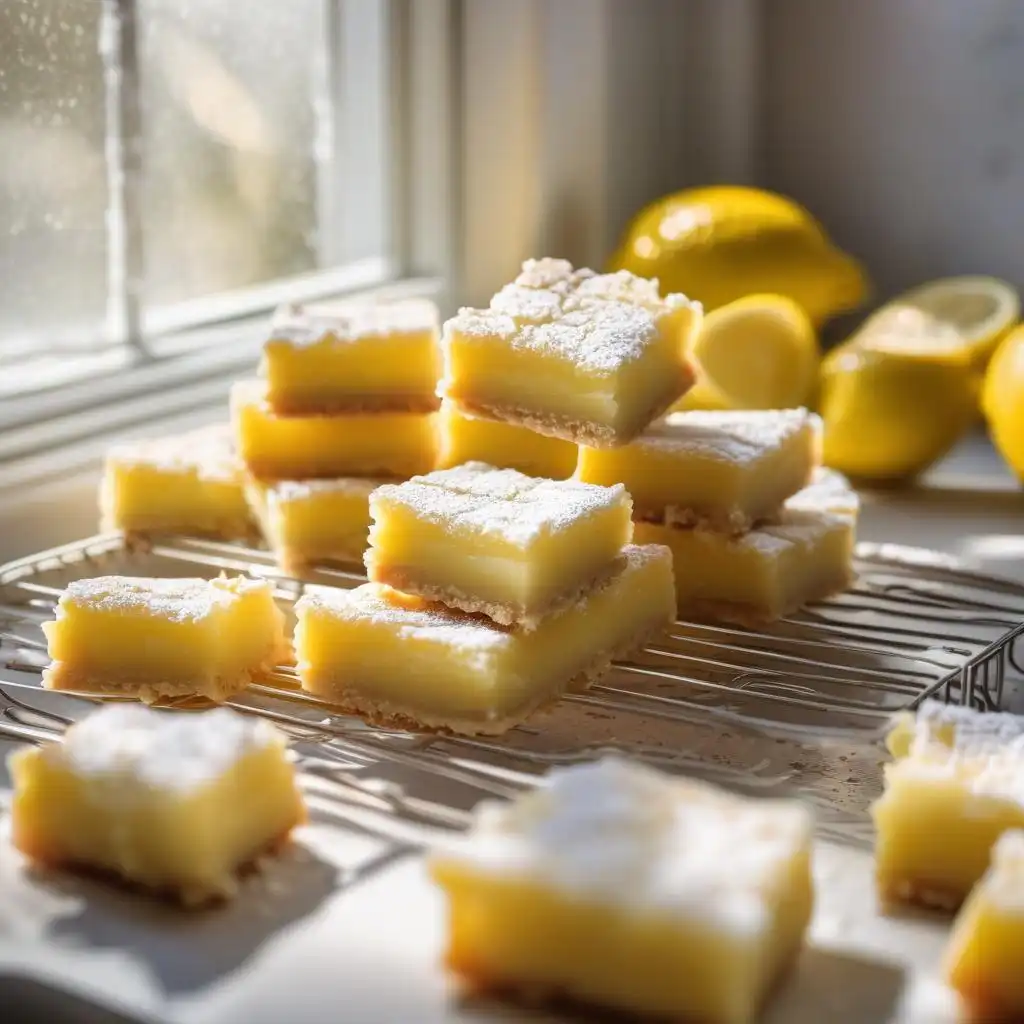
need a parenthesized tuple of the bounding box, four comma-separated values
(440, 259, 700, 446)
(231, 380, 437, 480)
(100, 425, 254, 539)
(365, 463, 632, 628)
(295, 544, 675, 735)
(246, 477, 382, 574)
(8, 704, 305, 905)
(873, 700, 1024, 911)
(261, 298, 441, 414)
(577, 408, 821, 529)
(42, 575, 290, 703)
(437, 400, 578, 480)
(944, 830, 1024, 1019)
(429, 757, 814, 1024)
(633, 483, 855, 626)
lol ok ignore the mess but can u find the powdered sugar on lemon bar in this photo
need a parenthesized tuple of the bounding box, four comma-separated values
(100, 425, 254, 539)
(428, 756, 814, 1023)
(261, 298, 441, 414)
(8, 704, 305, 905)
(296, 544, 676, 735)
(365, 463, 633, 628)
(42, 575, 290, 703)
(441, 259, 700, 446)
(579, 408, 821, 530)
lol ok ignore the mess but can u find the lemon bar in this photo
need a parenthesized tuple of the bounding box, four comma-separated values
(42, 575, 290, 703)
(246, 477, 381, 574)
(295, 544, 675, 735)
(437, 401, 578, 480)
(261, 298, 441, 414)
(8, 704, 305, 905)
(944, 830, 1024, 1019)
(440, 259, 700, 447)
(783, 467, 860, 518)
(365, 463, 633, 628)
(633, 499, 855, 627)
(577, 408, 821, 529)
(100, 425, 254, 539)
(872, 700, 1024, 911)
(429, 757, 814, 1024)
(231, 380, 437, 480)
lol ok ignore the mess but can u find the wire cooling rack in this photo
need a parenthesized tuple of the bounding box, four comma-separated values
(1, 531, 1022, 849)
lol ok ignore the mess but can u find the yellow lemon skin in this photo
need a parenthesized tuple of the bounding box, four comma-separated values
(820, 343, 977, 483)
(609, 186, 868, 326)
(982, 324, 1024, 481)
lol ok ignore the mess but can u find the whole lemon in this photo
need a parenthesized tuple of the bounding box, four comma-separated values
(609, 185, 867, 325)
(982, 324, 1024, 481)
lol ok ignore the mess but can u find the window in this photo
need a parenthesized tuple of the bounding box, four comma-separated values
(0, 0, 407, 401)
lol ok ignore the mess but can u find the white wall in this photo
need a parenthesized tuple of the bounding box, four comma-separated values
(762, 0, 1024, 301)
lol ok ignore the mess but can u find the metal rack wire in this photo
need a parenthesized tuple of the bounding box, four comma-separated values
(1, 532, 1022, 849)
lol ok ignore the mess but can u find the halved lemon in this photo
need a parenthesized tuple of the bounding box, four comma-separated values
(883, 276, 1019, 368)
(687, 293, 819, 410)
(982, 323, 1024, 481)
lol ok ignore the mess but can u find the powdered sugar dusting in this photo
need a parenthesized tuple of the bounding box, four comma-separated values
(45, 704, 284, 795)
(269, 298, 439, 348)
(436, 756, 812, 929)
(372, 463, 629, 545)
(271, 477, 387, 505)
(786, 468, 859, 516)
(636, 408, 820, 464)
(444, 258, 701, 374)
(902, 700, 1024, 758)
(302, 545, 661, 648)
(104, 425, 240, 483)
(58, 575, 270, 624)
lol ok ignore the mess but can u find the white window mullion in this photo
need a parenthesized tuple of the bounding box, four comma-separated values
(100, 0, 147, 356)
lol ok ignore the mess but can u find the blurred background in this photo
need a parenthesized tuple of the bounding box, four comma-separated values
(1, 0, 1023, 555)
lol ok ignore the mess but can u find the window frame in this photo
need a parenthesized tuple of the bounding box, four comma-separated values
(2, 0, 457, 437)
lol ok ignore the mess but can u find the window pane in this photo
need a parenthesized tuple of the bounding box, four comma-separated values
(138, 0, 323, 307)
(0, 0, 109, 355)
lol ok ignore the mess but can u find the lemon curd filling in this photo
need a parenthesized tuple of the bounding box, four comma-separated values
(365, 463, 633, 628)
(8, 704, 305, 905)
(261, 298, 441, 414)
(246, 477, 383, 574)
(873, 701, 1024, 911)
(440, 259, 700, 447)
(437, 401, 578, 480)
(944, 830, 1024, 1019)
(295, 545, 675, 735)
(429, 757, 814, 1024)
(577, 408, 821, 530)
(42, 575, 290, 703)
(100, 425, 254, 539)
(231, 380, 437, 481)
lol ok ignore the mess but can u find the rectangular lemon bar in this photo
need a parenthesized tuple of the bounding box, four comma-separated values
(577, 408, 821, 529)
(944, 830, 1024, 1019)
(437, 400, 578, 480)
(429, 757, 814, 1024)
(42, 575, 290, 703)
(8, 704, 305, 905)
(295, 544, 676, 735)
(261, 298, 441, 414)
(872, 700, 1024, 911)
(633, 495, 855, 626)
(100, 425, 254, 539)
(231, 380, 437, 480)
(365, 463, 633, 628)
(246, 477, 382, 574)
(440, 259, 700, 447)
